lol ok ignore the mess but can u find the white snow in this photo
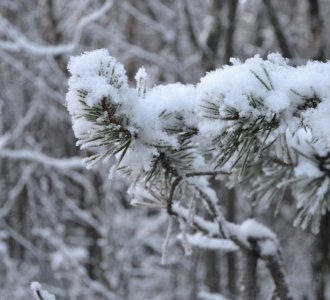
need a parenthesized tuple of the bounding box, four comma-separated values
(295, 161, 323, 178)
(67, 51, 330, 171)
(264, 90, 290, 113)
(178, 233, 238, 252)
(267, 52, 289, 65)
(198, 291, 229, 300)
(0, 149, 83, 170)
(31, 282, 56, 300)
(66, 50, 330, 230)
(135, 66, 149, 97)
(231, 219, 279, 256)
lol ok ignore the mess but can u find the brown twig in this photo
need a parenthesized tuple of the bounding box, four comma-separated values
(167, 176, 182, 215)
(167, 170, 231, 215)
(101, 97, 132, 137)
(101, 97, 121, 126)
(185, 170, 231, 177)
(269, 157, 296, 168)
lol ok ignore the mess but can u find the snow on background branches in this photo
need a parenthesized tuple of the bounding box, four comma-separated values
(2, 0, 330, 299)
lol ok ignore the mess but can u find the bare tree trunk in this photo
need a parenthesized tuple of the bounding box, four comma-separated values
(241, 242, 293, 300)
(252, 7, 266, 50)
(307, 0, 325, 61)
(202, 0, 224, 71)
(205, 184, 221, 293)
(263, 0, 294, 58)
(40, 0, 66, 70)
(312, 212, 330, 300)
(124, 0, 137, 79)
(205, 250, 221, 293)
(184, 0, 204, 54)
(227, 188, 237, 297)
(190, 251, 200, 300)
(241, 249, 258, 300)
(224, 0, 238, 64)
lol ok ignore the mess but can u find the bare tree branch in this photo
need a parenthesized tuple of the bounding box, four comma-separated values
(0, 0, 114, 56)
(0, 149, 83, 170)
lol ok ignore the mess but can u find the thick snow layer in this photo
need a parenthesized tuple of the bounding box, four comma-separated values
(231, 219, 279, 256)
(178, 233, 238, 252)
(66, 50, 330, 228)
(135, 66, 149, 97)
(67, 50, 330, 168)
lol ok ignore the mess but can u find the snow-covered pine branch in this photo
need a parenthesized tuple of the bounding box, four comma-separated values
(66, 49, 330, 233)
(31, 282, 56, 300)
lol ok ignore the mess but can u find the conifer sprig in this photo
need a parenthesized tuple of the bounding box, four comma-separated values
(75, 89, 132, 167)
(67, 50, 330, 232)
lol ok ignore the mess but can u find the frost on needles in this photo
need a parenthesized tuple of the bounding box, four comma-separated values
(66, 49, 330, 233)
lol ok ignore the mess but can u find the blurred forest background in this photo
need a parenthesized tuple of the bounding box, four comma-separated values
(0, 0, 329, 299)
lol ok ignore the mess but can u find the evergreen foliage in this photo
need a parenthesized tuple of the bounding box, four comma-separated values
(67, 50, 330, 233)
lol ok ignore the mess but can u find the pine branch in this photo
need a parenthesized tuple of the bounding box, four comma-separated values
(67, 50, 330, 233)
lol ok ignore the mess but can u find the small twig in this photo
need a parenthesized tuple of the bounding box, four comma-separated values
(219, 115, 240, 121)
(171, 204, 219, 236)
(101, 97, 121, 126)
(101, 97, 131, 136)
(167, 170, 231, 215)
(185, 170, 231, 177)
(269, 157, 296, 168)
(36, 290, 44, 300)
(167, 176, 182, 215)
(196, 187, 229, 238)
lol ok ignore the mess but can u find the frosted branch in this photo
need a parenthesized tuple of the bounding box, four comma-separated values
(0, 1, 114, 56)
(66, 50, 330, 231)
(0, 149, 83, 170)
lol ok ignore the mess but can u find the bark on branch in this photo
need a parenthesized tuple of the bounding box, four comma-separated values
(169, 179, 293, 300)
(266, 254, 293, 300)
